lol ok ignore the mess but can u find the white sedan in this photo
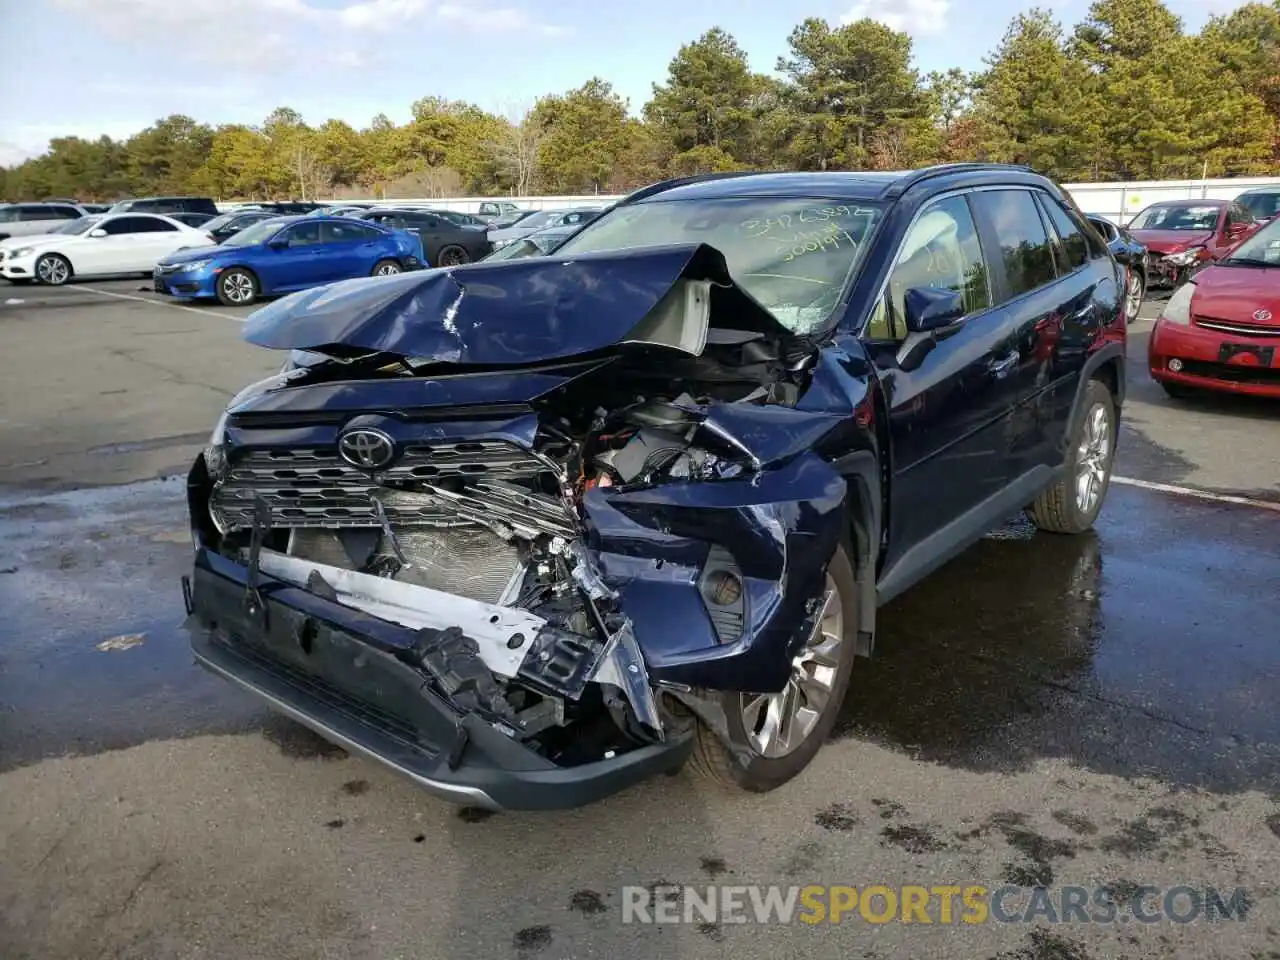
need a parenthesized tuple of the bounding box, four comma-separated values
(0, 213, 215, 285)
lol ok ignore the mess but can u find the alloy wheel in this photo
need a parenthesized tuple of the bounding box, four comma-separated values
(37, 256, 69, 285)
(375, 262, 401, 276)
(1125, 271, 1143, 320)
(221, 272, 254, 304)
(439, 247, 469, 267)
(741, 577, 843, 759)
(1075, 401, 1112, 514)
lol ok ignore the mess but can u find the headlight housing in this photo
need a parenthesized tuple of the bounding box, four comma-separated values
(1165, 246, 1204, 266)
(11, 246, 35, 258)
(1159, 278, 1195, 325)
(174, 259, 212, 272)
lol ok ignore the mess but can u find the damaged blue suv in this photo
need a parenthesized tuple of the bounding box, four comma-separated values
(182, 165, 1127, 809)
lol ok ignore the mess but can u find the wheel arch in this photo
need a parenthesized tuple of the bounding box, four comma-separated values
(1066, 342, 1126, 445)
(830, 449, 881, 658)
(36, 248, 76, 280)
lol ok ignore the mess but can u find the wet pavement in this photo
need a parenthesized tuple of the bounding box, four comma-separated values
(1, 285, 1279, 959)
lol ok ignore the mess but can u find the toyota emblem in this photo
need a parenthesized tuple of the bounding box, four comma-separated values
(338, 428, 396, 469)
(1254, 308, 1273, 322)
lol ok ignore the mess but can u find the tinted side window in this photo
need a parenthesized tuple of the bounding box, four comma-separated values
(49, 205, 82, 220)
(971, 190, 1057, 299)
(1227, 204, 1253, 226)
(285, 222, 322, 246)
(140, 217, 178, 232)
(103, 216, 157, 235)
(18, 205, 53, 221)
(867, 194, 990, 340)
(0, 207, 16, 223)
(1038, 194, 1089, 272)
(321, 221, 380, 242)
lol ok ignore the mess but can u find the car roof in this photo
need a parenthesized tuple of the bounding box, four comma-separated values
(1236, 187, 1280, 195)
(1144, 198, 1230, 207)
(624, 164, 1049, 205)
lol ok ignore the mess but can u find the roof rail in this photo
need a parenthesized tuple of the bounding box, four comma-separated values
(618, 170, 766, 205)
(883, 163, 1037, 199)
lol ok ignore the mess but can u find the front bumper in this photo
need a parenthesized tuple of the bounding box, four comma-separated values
(154, 265, 218, 299)
(183, 547, 693, 810)
(1, 254, 37, 280)
(1149, 319, 1280, 398)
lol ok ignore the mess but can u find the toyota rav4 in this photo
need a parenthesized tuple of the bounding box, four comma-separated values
(182, 165, 1126, 810)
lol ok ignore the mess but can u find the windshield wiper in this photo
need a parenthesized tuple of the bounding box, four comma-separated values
(1222, 257, 1275, 267)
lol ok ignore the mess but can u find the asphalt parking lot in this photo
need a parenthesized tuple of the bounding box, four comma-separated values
(1, 280, 1278, 960)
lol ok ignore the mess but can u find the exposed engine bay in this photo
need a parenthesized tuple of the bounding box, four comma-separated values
(198, 313, 821, 767)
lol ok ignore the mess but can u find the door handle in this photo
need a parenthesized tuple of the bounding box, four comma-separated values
(987, 350, 1019, 378)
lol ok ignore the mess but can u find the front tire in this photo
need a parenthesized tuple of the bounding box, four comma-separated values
(688, 543, 858, 793)
(35, 253, 72, 286)
(1124, 268, 1144, 320)
(216, 268, 258, 306)
(1028, 378, 1117, 534)
(371, 258, 402, 277)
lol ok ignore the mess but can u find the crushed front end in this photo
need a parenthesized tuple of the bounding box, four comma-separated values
(182, 248, 868, 809)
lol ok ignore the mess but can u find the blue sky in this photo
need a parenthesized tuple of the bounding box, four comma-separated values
(0, 0, 1245, 165)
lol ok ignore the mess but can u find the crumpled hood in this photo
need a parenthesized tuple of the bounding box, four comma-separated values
(1128, 228, 1213, 253)
(242, 243, 790, 365)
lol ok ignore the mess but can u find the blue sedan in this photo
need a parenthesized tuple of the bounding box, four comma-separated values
(152, 215, 425, 306)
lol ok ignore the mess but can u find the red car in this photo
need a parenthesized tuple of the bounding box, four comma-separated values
(1149, 216, 1280, 399)
(1127, 199, 1260, 289)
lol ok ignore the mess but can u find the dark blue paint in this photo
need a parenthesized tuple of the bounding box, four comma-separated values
(242, 243, 787, 363)
(585, 453, 847, 691)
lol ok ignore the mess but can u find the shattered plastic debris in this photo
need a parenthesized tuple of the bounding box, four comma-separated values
(97, 633, 146, 652)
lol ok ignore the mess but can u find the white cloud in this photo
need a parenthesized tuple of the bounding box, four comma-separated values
(436, 3, 570, 37)
(0, 142, 38, 167)
(842, 0, 952, 36)
(50, 0, 563, 67)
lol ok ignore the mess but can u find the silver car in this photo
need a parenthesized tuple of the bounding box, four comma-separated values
(0, 202, 88, 241)
(488, 207, 603, 251)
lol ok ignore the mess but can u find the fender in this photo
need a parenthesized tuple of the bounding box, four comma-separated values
(1062, 341, 1126, 457)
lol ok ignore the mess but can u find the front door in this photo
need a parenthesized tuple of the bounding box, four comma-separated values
(862, 192, 1025, 569)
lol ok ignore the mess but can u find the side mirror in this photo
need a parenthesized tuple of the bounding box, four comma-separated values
(903, 287, 965, 333)
(89, 228, 107, 238)
(267, 236, 289, 250)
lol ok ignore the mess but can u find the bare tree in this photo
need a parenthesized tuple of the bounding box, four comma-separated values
(489, 102, 544, 196)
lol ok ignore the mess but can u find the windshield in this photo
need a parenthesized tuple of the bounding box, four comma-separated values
(483, 238, 544, 261)
(53, 215, 103, 236)
(1129, 204, 1221, 231)
(554, 197, 884, 333)
(508, 210, 558, 231)
(1222, 216, 1280, 265)
(204, 212, 248, 231)
(1236, 192, 1280, 221)
(222, 218, 290, 246)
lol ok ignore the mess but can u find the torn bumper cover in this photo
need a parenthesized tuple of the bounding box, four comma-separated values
(185, 544, 692, 811)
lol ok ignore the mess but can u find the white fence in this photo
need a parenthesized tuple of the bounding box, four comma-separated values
(222, 176, 1280, 221)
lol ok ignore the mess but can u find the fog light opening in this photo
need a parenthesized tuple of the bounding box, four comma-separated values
(1168, 358, 1184, 373)
(705, 570, 743, 606)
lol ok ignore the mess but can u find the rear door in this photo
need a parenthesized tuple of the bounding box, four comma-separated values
(862, 191, 1021, 563)
(318, 220, 386, 279)
(129, 216, 193, 266)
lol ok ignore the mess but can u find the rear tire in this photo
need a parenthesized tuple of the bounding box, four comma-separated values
(35, 253, 72, 286)
(437, 245, 470, 267)
(216, 268, 258, 306)
(371, 258, 402, 277)
(1028, 378, 1117, 534)
(687, 543, 858, 793)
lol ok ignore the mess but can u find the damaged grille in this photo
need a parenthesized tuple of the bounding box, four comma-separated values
(211, 440, 559, 531)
